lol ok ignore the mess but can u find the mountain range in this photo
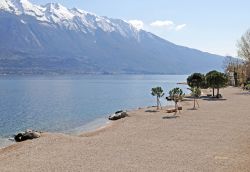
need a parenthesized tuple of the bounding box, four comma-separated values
(0, 0, 225, 74)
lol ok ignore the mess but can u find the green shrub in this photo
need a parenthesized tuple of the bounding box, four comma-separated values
(245, 84, 250, 90)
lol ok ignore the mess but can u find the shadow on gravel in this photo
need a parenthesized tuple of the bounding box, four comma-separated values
(145, 110, 158, 113)
(202, 98, 227, 101)
(162, 116, 180, 119)
(187, 108, 199, 110)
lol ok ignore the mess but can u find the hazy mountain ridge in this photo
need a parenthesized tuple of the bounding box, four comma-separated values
(0, 0, 224, 74)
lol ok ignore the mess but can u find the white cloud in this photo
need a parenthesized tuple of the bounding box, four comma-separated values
(175, 24, 186, 31)
(150, 20, 174, 29)
(129, 20, 144, 30)
(150, 20, 186, 31)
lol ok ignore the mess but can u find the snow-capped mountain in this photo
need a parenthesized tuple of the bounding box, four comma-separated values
(0, 0, 140, 37)
(0, 0, 224, 74)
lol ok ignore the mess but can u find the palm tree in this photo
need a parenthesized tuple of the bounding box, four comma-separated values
(190, 87, 201, 109)
(151, 87, 164, 109)
(169, 87, 184, 111)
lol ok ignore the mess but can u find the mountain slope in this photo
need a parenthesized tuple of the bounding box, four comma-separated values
(0, 0, 224, 74)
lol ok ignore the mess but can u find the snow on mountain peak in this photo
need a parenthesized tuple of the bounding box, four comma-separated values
(0, 0, 44, 17)
(0, 0, 141, 37)
(44, 2, 74, 21)
(71, 8, 85, 15)
(0, 0, 9, 10)
(13, 0, 31, 6)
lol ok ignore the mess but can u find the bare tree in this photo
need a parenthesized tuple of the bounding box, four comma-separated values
(237, 29, 250, 82)
(237, 29, 250, 61)
(223, 56, 234, 73)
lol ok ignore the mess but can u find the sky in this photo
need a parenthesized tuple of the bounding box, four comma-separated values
(31, 0, 250, 57)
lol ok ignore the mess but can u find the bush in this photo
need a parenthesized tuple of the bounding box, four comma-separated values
(245, 84, 250, 90)
(187, 73, 206, 88)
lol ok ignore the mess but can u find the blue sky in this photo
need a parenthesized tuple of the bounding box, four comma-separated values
(31, 0, 250, 57)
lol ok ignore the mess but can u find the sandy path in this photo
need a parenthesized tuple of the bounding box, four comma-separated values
(0, 87, 249, 172)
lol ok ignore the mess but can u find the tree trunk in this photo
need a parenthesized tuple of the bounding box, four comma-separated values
(212, 87, 215, 97)
(196, 99, 200, 108)
(217, 88, 220, 96)
(159, 99, 162, 109)
(156, 97, 159, 109)
(193, 98, 196, 109)
(156, 97, 157, 109)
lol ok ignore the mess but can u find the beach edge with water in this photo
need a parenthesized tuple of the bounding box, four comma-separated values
(0, 87, 250, 172)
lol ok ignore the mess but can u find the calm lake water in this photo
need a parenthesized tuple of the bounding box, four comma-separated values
(0, 75, 189, 147)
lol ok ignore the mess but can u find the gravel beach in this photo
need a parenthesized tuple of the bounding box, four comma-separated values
(0, 87, 249, 172)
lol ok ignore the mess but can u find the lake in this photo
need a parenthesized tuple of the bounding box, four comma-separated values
(0, 75, 189, 147)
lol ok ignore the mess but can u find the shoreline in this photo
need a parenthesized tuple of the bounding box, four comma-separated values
(0, 104, 173, 152)
(0, 107, 144, 150)
(0, 88, 227, 150)
(1, 87, 249, 171)
(0, 117, 112, 150)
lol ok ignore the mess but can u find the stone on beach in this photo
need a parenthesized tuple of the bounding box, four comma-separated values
(14, 130, 41, 142)
(108, 111, 128, 120)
